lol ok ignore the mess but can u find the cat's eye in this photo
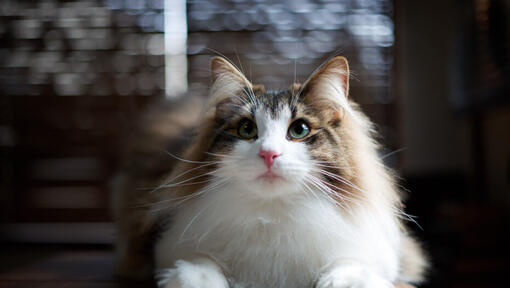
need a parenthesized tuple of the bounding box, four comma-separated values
(238, 119, 258, 139)
(288, 120, 311, 140)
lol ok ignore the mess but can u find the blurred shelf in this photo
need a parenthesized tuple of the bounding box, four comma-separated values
(0, 222, 115, 244)
(0, 243, 153, 287)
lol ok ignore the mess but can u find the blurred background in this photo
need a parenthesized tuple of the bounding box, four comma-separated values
(0, 0, 509, 287)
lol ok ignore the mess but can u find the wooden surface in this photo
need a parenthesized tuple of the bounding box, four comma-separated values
(0, 244, 415, 288)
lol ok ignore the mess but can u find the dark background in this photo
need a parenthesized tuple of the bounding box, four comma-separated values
(1, 0, 510, 287)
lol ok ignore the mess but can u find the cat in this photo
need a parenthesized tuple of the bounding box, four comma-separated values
(113, 56, 428, 288)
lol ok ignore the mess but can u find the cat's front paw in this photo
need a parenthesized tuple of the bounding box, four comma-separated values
(316, 264, 393, 288)
(156, 259, 229, 288)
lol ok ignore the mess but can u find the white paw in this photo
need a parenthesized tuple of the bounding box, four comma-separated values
(156, 259, 229, 288)
(316, 265, 394, 288)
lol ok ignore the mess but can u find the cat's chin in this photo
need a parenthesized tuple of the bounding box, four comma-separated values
(247, 173, 302, 198)
(256, 170, 285, 183)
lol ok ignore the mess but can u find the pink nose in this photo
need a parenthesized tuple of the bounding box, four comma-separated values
(258, 149, 281, 168)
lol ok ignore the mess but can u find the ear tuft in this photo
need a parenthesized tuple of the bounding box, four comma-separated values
(207, 57, 252, 107)
(325, 56, 349, 97)
(289, 83, 302, 94)
(297, 56, 352, 118)
(304, 56, 350, 99)
(210, 57, 250, 84)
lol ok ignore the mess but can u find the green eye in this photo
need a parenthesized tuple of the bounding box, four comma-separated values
(288, 120, 310, 140)
(238, 119, 257, 139)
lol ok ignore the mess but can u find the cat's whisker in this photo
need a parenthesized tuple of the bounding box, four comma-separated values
(309, 178, 359, 218)
(392, 208, 422, 230)
(174, 178, 230, 208)
(160, 170, 219, 188)
(234, 50, 244, 74)
(299, 178, 325, 205)
(313, 177, 364, 203)
(203, 50, 258, 107)
(242, 86, 257, 107)
(380, 147, 407, 160)
(291, 76, 307, 108)
(299, 179, 352, 236)
(312, 162, 354, 170)
(315, 171, 365, 195)
(307, 173, 362, 204)
(310, 167, 366, 194)
(163, 150, 220, 165)
(145, 160, 233, 194)
(234, 82, 257, 108)
(230, 72, 257, 107)
(223, 103, 252, 114)
(194, 178, 232, 245)
(280, 162, 364, 199)
(204, 151, 242, 160)
(310, 168, 421, 227)
(247, 86, 258, 105)
(293, 59, 297, 90)
(304, 176, 350, 212)
(304, 175, 339, 201)
(178, 202, 210, 242)
(311, 168, 418, 224)
(160, 162, 218, 186)
(229, 89, 252, 107)
(177, 179, 231, 241)
(299, 178, 343, 221)
(142, 178, 210, 195)
(148, 177, 230, 212)
(221, 79, 255, 106)
(307, 176, 353, 204)
(137, 191, 201, 209)
(204, 48, 244, 73)
(162, 179, 211, 188)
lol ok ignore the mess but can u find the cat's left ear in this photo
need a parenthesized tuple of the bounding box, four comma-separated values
(301, 56, 350, 102)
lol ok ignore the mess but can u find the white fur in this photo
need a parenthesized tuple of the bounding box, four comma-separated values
(155, 109, 401, 288)
(156, 258, 228, 288)
(316, 261, 393, 288)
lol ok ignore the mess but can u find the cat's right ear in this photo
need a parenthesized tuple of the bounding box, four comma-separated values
(208, 57, 252, 106)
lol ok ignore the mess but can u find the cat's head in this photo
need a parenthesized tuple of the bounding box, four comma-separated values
(190, 56, 367, 201)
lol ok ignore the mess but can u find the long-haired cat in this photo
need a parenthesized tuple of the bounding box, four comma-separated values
(114, 56, 427, 288)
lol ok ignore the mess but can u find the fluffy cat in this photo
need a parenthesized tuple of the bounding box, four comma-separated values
(114, 56, 428, 288)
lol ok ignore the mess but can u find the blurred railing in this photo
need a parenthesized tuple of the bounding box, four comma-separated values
(0, 0, 397, 241)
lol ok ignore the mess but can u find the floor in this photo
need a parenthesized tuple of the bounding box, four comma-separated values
(0, 244, 154, 288)
(0, 244, 420, 288)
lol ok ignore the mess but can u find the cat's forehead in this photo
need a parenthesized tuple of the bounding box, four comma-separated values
(255, 89, 295, 119)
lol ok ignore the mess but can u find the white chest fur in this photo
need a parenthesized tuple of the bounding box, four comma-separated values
(154, 186, 401, 288)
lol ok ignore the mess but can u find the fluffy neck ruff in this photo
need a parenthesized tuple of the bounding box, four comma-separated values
(153, 109, 402, 287)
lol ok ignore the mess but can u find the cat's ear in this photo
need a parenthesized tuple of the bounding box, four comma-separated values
(209, 57, 252, 105)
(210, 57, 250, 84)
(301, 56, 350, 102)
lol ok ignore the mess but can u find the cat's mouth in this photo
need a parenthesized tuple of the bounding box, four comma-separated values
(256, 170, 285, 183)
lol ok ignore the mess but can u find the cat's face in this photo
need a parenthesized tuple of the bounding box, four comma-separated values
(199, 57, 353, 199)
(212, 90, 314, 196)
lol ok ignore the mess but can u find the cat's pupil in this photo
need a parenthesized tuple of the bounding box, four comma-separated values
(243, 122, 252, 133)
(294, 124, 304, 134)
